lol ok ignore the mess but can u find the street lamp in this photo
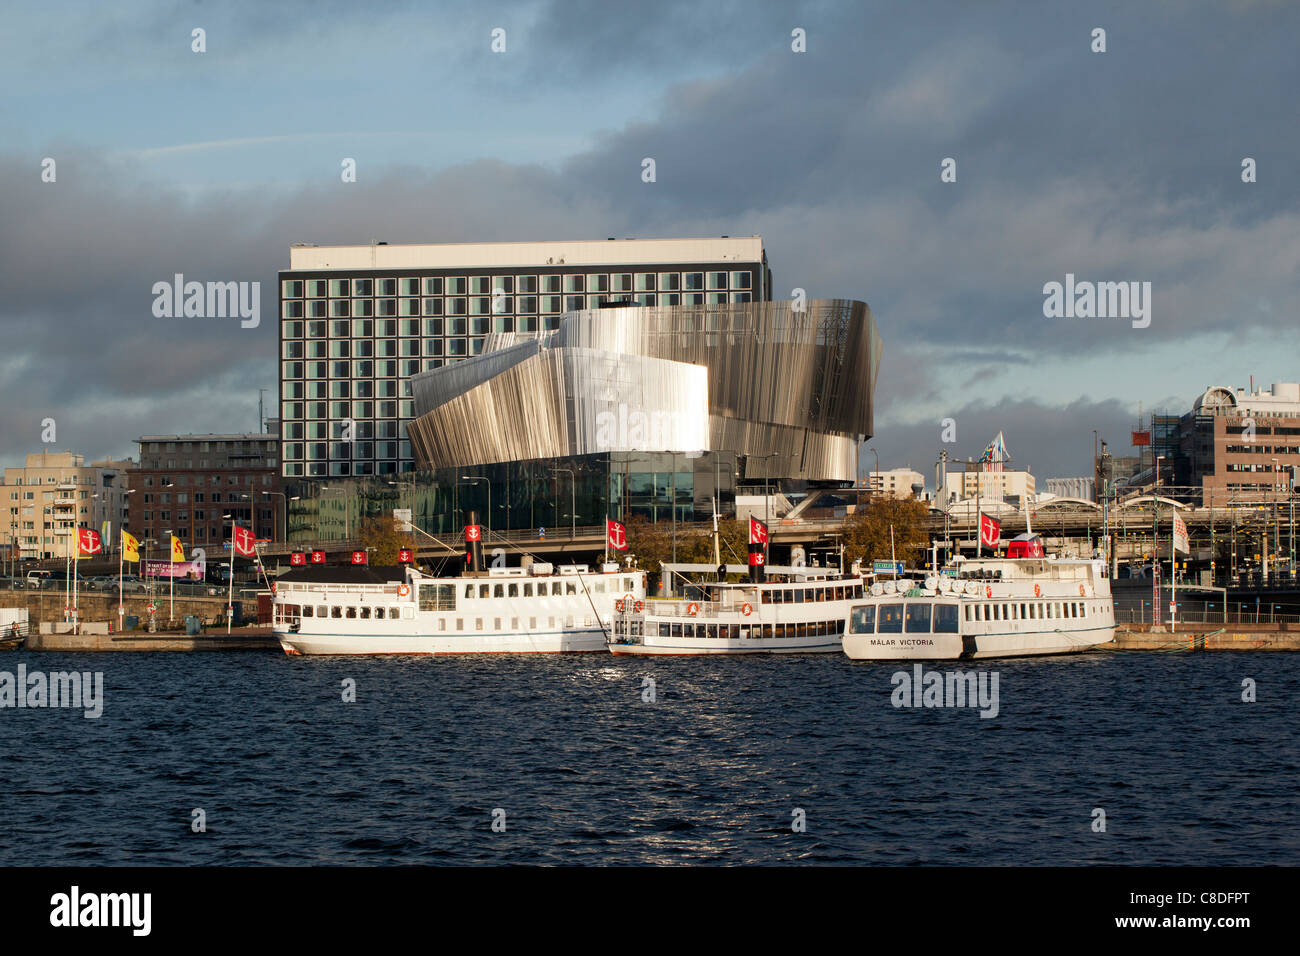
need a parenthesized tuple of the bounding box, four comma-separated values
(550, 468, 575, 540)
(459, 476, 491, 540)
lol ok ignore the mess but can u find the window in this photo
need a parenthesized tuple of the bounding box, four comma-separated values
(849, 606, 875, 633)
(877, 603, 904, 633)
(934, 604, 960, 633)
(904, 603, 931, 632)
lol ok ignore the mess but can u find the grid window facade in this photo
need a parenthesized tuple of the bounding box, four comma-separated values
(278, 256, 768, 477)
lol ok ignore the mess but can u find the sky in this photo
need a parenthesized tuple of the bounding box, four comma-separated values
(2, 0, 1297, 483)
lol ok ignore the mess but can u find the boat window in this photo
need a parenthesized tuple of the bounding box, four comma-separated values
(934, 604, 960, 633)
(797, 622, 808, 637)
(375, 607, 385, 619)
(331, 606, 342, 618)
(317, 605, 327, 617)
(302, 606, 314, 617)
(529, 617, 536, 629)
(494, 584, 504, 598)
(964, 605, 972, 622)
(552, 582, 562, 595)
(476, 618, 483, 630)
(905, 603, 931, 632)
(464, 584, 474, 599)
(593, 581, 605, 593)
(877, 603, 904, 633)
(394, 607, 404, 619)
(761, 590, 772, 604)
(479, 584, 489, 598)
(850, 606, 875, 633)
(1020, 602, 1027, 619)
(566, 581, 576, 595)
(1080, 603, 1087, 619)
(494, 618, 502, 630)
(509, 583, 518, 597)
(438, 619, 446, 631)
(360, 606, 371, 619)
(345, 607, 357, 619)
(804, 589, 815, 602)
(524, 583, 533, 597)
(456, 618, 463, 630)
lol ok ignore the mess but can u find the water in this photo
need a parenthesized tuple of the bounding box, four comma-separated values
(1, 651, 1295, 865)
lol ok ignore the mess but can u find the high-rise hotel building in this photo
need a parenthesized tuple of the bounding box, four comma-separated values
(277, 237, 772, 478)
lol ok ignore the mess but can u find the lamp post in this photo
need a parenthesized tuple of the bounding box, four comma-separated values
(550, 468, 575, 540)
(459, 476, 490, 540)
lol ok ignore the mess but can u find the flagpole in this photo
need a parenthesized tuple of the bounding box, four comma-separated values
(72, 535, 79, 632)
(227, 518, 235, 635)
(1170, 506, 1177, 634)
(118, 530, 124, 630)
(169, 536, 176, 627)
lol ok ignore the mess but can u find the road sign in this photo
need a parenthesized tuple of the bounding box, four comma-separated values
(873, 560, 905, 575)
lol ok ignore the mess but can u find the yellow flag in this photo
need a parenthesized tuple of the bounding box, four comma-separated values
(122, 530, 140, 563)
(170, 535, 185, 562)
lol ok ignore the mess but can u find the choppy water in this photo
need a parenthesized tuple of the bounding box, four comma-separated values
(0, 650, 1295, 865)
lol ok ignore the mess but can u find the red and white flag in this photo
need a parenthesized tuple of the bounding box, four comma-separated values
(749, 517, 769, 546)
(290, 552, 306, 566)
(77, 528, 102, 556)
(351, 551, 368, 565)
(979, 513, 1001, 550)
(1173, 513, 1189, 555)
(607, 519, 627, 551)
(310, 551, 326, 564)
(398, 549, 413, 563)
(232, 525, 256, 556)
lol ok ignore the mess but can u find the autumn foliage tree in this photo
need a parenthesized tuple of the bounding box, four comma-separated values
(841, 496, 932, 570)
(622, 513, 752, 589)
(358, 514, 417, 566)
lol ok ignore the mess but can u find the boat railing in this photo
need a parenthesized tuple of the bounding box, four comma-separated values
(642, 597, 754, 618)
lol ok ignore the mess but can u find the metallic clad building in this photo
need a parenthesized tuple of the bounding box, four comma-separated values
(408, 299, 881, 483)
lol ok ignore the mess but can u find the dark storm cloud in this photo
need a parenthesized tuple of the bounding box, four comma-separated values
(3, 0, 1297, 470)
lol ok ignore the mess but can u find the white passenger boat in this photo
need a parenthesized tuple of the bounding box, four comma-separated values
(607, 569, 865, 655)
(841, 551, 1114, 661)
(273, 561, 645, 655)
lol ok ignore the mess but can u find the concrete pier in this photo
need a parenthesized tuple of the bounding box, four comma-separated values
(1108, 623, 1300, 651)
(23, 626, 278, 652)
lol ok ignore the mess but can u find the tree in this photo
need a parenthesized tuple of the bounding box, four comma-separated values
(358, 514, 416, 566)
(841, 496, 932, 570)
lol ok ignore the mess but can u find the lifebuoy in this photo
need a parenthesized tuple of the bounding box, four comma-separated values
(687, 602, 699, 616)
(985, 585, 992, 598)
(615, 599, 625, 612)
(1079, 584, 1086, 597)
(634, 600, 644, 613)
(741, 603, 753, 616)
(397, 584, 410, 597)
(1033, 584, 1041, 597)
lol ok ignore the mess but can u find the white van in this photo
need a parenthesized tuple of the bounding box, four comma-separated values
(25, 570, 52, 589)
